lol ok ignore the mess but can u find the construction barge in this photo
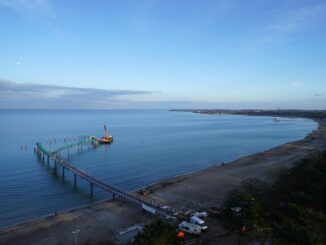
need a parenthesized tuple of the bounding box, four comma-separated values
(91, 124, 113, 144)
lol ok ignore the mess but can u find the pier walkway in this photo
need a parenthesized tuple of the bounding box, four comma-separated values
(35, 137, 176, 218)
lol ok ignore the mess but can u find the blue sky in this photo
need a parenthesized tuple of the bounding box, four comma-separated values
(0, 0, 325, 109)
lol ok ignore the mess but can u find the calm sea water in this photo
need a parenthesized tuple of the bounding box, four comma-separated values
(0, 110, 317, 227)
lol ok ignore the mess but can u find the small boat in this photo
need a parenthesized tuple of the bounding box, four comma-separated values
(99, 124, 113, 144)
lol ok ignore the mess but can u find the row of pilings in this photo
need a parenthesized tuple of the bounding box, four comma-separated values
(34, 143, 95, 198)
(34, 141, 177, 218)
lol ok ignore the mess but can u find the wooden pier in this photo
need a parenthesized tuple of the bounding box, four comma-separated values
(34, 137, 176, 218)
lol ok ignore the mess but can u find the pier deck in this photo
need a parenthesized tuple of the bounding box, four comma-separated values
(35, 137, 176, 218)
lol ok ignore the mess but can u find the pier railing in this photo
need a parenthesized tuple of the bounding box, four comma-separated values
(35, 137, 176, 218)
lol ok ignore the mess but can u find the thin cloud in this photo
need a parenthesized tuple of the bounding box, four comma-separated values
(0, 79, 152, 109)
(270, 5, 324, 32)
(0, 0, 55, 19)
(282, 81, 304, 90)
(253, 4, 326, 44)
(290, 81, 303, 88)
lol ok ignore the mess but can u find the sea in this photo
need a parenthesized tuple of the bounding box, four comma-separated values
(0, 109, 318, 227)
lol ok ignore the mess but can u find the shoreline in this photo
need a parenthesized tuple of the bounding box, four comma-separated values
(1, 114, 313, 228)
(1, 116, 325, 244)
(0, 115, 316, 229)
(147, 118, 324, 209)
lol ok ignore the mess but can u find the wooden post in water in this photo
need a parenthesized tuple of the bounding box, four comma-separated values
(74, 174, 77, 189)
(42, 152, 45, 163)
(54, 160, 57, 174)
(62, 166, 65, 179)
(47, 155, 50, 166)
(90, 183, 93, 198)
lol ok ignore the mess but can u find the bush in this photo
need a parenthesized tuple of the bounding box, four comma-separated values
(133, 219, 179, 245)
(218, 153, 326, 244)
(219, 178, 270, 243)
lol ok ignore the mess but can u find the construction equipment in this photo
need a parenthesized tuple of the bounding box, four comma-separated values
(99, 124, 113, 144)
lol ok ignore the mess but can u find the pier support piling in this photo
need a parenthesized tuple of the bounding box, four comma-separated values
(74, 174, 77, 189)
(90, 183, 93, 199)
(54, 161, 57, 174)
(62, 167, 65, 179)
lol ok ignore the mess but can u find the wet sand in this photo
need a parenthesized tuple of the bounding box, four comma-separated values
(1, 120, 325, 245)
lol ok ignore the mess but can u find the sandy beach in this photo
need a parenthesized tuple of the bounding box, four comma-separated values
(1, 119, 325, 245)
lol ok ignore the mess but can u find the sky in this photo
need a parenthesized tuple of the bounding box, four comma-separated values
(0, 0, 325, 109)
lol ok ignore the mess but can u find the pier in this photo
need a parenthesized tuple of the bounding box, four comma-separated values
(34, 136, 176, 218)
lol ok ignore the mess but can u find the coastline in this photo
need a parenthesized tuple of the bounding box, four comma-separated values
(1, 117, 325, 244)
(147, 119, 324, 210)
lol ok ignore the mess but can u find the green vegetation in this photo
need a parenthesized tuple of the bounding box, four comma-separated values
(219, 152, 326, 245)
(133, 219, 180, 245)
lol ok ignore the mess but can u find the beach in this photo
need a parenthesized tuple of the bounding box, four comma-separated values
(1, 119, 325, 245)
(149, 119, 326, 210)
